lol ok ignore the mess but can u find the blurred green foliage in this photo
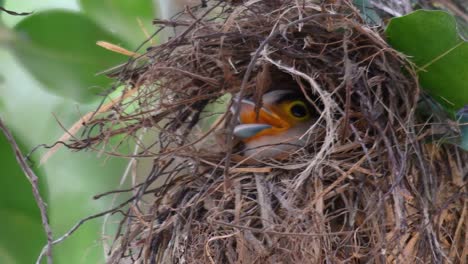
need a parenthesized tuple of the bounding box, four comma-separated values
(13, 11, 129, 103)
(0, 132, 46, 264)
(0, 0, 156, 263)
(80, 0, 155, 48)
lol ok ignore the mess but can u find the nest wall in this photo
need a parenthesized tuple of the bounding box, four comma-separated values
(70, 1, 467, 263)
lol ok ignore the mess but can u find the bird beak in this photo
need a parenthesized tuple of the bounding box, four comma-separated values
(232, 98, 289, 139)
(233, 123, 272, 139)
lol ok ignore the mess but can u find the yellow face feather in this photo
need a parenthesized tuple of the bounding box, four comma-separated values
(239, 97, 312, 142)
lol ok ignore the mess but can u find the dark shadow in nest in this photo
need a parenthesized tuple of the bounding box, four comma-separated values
(60, 1, 468, 264)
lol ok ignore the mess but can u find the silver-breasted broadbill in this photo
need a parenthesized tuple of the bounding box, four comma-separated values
(233, 90, 317, 158)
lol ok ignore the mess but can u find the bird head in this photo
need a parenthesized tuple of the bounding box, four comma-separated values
(232, 90, 316, 157)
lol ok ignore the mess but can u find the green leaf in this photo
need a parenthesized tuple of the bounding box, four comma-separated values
(0, 128, 46, 264)
(0, 210, 46, 264)
(12, 10, 128, 103)
(386, 10, 468, 110)
(80, 0, 155, 49)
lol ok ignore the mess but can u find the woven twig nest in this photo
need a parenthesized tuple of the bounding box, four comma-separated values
(71, 1, 467, 263)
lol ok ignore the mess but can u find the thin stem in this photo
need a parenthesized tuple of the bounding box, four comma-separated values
(0, 116, 53, 264)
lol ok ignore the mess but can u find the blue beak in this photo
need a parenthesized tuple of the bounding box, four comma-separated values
(233, 124, 272, 139)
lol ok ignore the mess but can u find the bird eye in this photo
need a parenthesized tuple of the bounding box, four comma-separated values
(289, 102, 308, 118)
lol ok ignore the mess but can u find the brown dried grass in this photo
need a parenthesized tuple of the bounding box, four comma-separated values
(65, 1, 466, 263)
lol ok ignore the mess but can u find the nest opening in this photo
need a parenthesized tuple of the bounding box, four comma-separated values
(65, 1, 466, 263)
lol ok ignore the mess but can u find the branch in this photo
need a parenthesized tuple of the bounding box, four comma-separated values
(0, 6, 32, 16)
(0, 116, 53, 264)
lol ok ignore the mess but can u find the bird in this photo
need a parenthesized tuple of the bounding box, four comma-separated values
(232, 89, 317, 159)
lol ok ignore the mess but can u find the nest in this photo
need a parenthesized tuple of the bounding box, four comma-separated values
(68, 1, 467, 263)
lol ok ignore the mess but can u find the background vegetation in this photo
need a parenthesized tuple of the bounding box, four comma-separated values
(0, 0, 156, 263)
